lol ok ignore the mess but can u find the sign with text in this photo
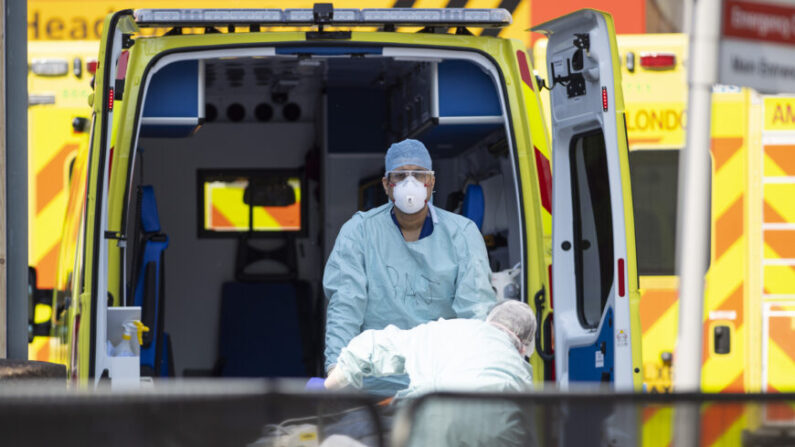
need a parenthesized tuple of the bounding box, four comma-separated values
(719, 0, 795, 94)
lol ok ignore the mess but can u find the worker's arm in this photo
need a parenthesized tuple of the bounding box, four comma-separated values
(323, 216, 369, 374)
(326, 324, 415, 390)
(452, 221, 497, 320)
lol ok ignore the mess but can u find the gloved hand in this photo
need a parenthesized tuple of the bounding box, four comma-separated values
(305, 377, 326, 390)
(324, 366, 349, 390)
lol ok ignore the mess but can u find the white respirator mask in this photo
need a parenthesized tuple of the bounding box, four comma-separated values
(392, 176, 428, 214)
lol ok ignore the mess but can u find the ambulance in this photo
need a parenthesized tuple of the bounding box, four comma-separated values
(27, 41, 99, 361)
(29, 5, 642, 389)
(536, 34, 795, 397)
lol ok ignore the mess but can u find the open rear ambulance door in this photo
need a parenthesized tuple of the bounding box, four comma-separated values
(73, 10, 137, 384)
(533, 10, 642, 391)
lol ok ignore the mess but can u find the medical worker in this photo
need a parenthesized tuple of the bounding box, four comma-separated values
(324, 300, 536, 447)
(323, 139, 497, 396)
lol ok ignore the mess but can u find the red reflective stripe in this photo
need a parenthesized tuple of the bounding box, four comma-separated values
(618, 258, 625, 297)
(534, 147, 552, 213)
(516, 50, 533, 90)
(116, 50, 130, 80)
(548, 264, 554, 309)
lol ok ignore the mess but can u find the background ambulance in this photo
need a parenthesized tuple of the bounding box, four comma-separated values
(27, 41, 98, 360)
(536, 34, 795, 397)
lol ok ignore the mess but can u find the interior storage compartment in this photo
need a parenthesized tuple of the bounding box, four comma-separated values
(140, 60, 204, 138)
(126, 49, 524, 377)
(106, 306, 142, 388)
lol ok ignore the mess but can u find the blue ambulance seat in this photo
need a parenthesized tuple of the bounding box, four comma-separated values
(461, 184, 485, 230)
(132, 185, 172, 377)
(218, 282, 308, 377)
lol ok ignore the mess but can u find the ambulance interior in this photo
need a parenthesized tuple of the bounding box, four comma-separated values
(125, 52, 525, 377)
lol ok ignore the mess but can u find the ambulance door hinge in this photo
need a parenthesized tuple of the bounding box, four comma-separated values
(549, 59, 586, 98)
(104, 231, 127, 248)
(573, 33, 590, 52)
(122, 34, 135, 49)
(114, 79, 125, 101)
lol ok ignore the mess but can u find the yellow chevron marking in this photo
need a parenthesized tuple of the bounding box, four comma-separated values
(711, 411, 749, 447)
(764, 152, 789, 177)
(702, 325, 745, 392)
(768, 328, 795, 392)
(494, 0, 530, 43)
(705, 240, 745, 310)
(252, 207, 280, 229)
(764, 231, 795, 297)
(642, 407, 674, 447)
(764, 183, 795, 223)
(713, 149, 745, 217)
(701, 234, 745, 391)
(764, 266, 795, 296)
(27, 337, 49, 362)
(462, 0, 500, 9)
(764, 243, 794, 261)
(206, 182, 248, 229)
(32, 191, 68, 262)
(642, 298, 678, 372)
(639, 276, 679, 289)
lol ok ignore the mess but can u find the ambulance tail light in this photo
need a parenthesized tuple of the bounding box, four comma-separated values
(639, 52, 676, 69)
(87, 59, 98, 75)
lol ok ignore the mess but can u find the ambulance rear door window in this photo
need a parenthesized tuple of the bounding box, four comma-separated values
(570, 130, 614, 329)
(629, 149, 711, 276)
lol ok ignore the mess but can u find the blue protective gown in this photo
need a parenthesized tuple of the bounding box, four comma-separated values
(323, 203, 497, 396)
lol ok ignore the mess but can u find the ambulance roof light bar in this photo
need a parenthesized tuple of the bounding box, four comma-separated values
(134, 5, 512, 28)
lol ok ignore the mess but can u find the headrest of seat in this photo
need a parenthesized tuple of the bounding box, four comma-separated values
(461, 184, 485, 231)
(140, 185, 162, 234)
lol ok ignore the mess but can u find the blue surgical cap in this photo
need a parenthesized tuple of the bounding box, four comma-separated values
(385, 139, 432, 172)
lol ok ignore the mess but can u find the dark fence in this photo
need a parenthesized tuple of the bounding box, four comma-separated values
(393, 391, 795, 447)
(0, 380, 793, 447)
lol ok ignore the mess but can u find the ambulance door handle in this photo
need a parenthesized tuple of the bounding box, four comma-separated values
(714, 325, 731, 355)
(533, 286, 554, 363)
